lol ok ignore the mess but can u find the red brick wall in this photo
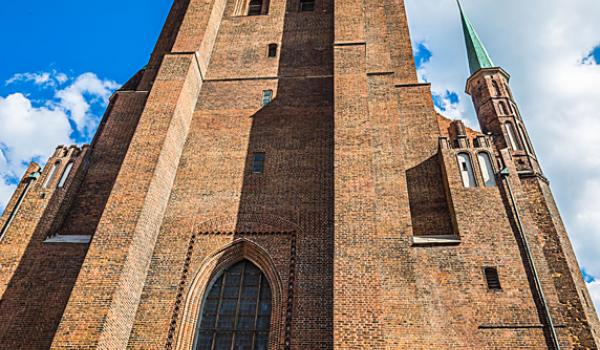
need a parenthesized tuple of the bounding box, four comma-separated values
(0, 0, 597, 349)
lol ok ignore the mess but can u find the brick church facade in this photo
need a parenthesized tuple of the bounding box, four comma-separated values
(0, 0, 598, 348)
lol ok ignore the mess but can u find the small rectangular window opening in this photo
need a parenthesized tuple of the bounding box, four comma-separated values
(484, 267, 502, 290)
(268, 44, 278, 58)
(262, 90, 273, 106)
(299, 0, 315, 12)
(248, 0, 263, 16)
(252, 153, 265, 173)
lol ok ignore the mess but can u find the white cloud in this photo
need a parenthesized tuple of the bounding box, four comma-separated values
(587, 280, 600, 314)
(0, 71, 118, 211)
(55, 73, 69, 84)
(405, 0, 600, 285)
(6, 70, 70, 88)
(0, 93, 73, 178)
(55, 73, 119, 134)
(6, 72, 52, 86)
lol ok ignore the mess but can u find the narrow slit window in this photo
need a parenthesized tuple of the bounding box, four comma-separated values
(484, 267, 502, 290)
(252, 153, 265, 173)
(57, 162, 74, 188)
(518, 125, 533, 154)
(248, 0, 263, 16)
(477, 153, 497, 187)
(492, 80, 502, 97)
(457, 153, 476, 188)
(499, 101, 509, 115)
(299, 0, 315, 12)
(268, 44, 278, 58)
(43, 161, 60, 189)
(262, 90, 273, 106)
(504, 122, 522, 151)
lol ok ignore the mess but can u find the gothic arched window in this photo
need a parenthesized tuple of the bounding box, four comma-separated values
(43, 161, 60, 189)
(457, 153, 476, 188)
(504, 122, 522, 151)
(57, 162, 74, 188)
(499, 101, 509, 115)
(518, 125, 533, 154)
(194, 260, 272, 350)
(477, 152, 497, 187)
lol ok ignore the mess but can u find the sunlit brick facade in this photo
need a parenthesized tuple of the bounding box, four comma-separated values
(0, 0, 598, 349)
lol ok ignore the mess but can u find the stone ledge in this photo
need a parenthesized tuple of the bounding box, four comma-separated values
(412, 235, 461, 246)
(479, 323, 566, 329)
(44, 235, 92, 244)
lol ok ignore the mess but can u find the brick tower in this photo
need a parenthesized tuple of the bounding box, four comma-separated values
(0, 0, 597, 349)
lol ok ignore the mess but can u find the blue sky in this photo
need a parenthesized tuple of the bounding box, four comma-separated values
(0, 0, 599, 311)
(0, 1, 171, 189)
(0, 1, 171, 93)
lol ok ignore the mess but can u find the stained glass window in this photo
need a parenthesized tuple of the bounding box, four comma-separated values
(194, 260, 271, 350)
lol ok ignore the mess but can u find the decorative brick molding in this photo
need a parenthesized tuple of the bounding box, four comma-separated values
(172, 238, 287, 350)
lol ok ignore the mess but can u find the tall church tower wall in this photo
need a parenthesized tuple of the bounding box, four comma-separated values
(0, 0, 597, 349)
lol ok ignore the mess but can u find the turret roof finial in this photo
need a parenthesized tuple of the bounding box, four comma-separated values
(457, 0, 495, 75)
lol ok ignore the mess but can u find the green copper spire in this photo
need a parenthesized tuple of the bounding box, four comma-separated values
(457, 0, 495, 75)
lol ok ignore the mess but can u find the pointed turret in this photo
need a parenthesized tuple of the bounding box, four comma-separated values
(460, 1, 541, 176)
(457, 0, 494, 75)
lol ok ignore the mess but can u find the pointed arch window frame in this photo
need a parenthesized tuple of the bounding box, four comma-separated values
(57, 161, 74, 188)
(43, 161, 61, 189)
(457, 152, 477, 188)
(174, 239, 285, 350)
(193, 260, 272, 350)
(477, 152, 497, 187)
(504, 121, 523, 151)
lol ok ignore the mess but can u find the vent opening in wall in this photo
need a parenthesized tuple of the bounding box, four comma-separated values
(484, 267, 502, 290)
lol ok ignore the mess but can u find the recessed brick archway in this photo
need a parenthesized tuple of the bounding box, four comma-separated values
(173, 238, 285, 350)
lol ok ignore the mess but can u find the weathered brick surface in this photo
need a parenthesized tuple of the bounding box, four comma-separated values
(0, 0, 597, 349)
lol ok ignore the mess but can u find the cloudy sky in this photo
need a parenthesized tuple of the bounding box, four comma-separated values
(0, 0, 598, 312)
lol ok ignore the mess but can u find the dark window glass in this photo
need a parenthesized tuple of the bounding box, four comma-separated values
(268, 44, 278, 58)
(248, 0, 263, 15)
(252, 153, 266, 174)
(194, 260, 272, 350)
(484, 267, 502, 290)
(299, 0, 315, 11)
